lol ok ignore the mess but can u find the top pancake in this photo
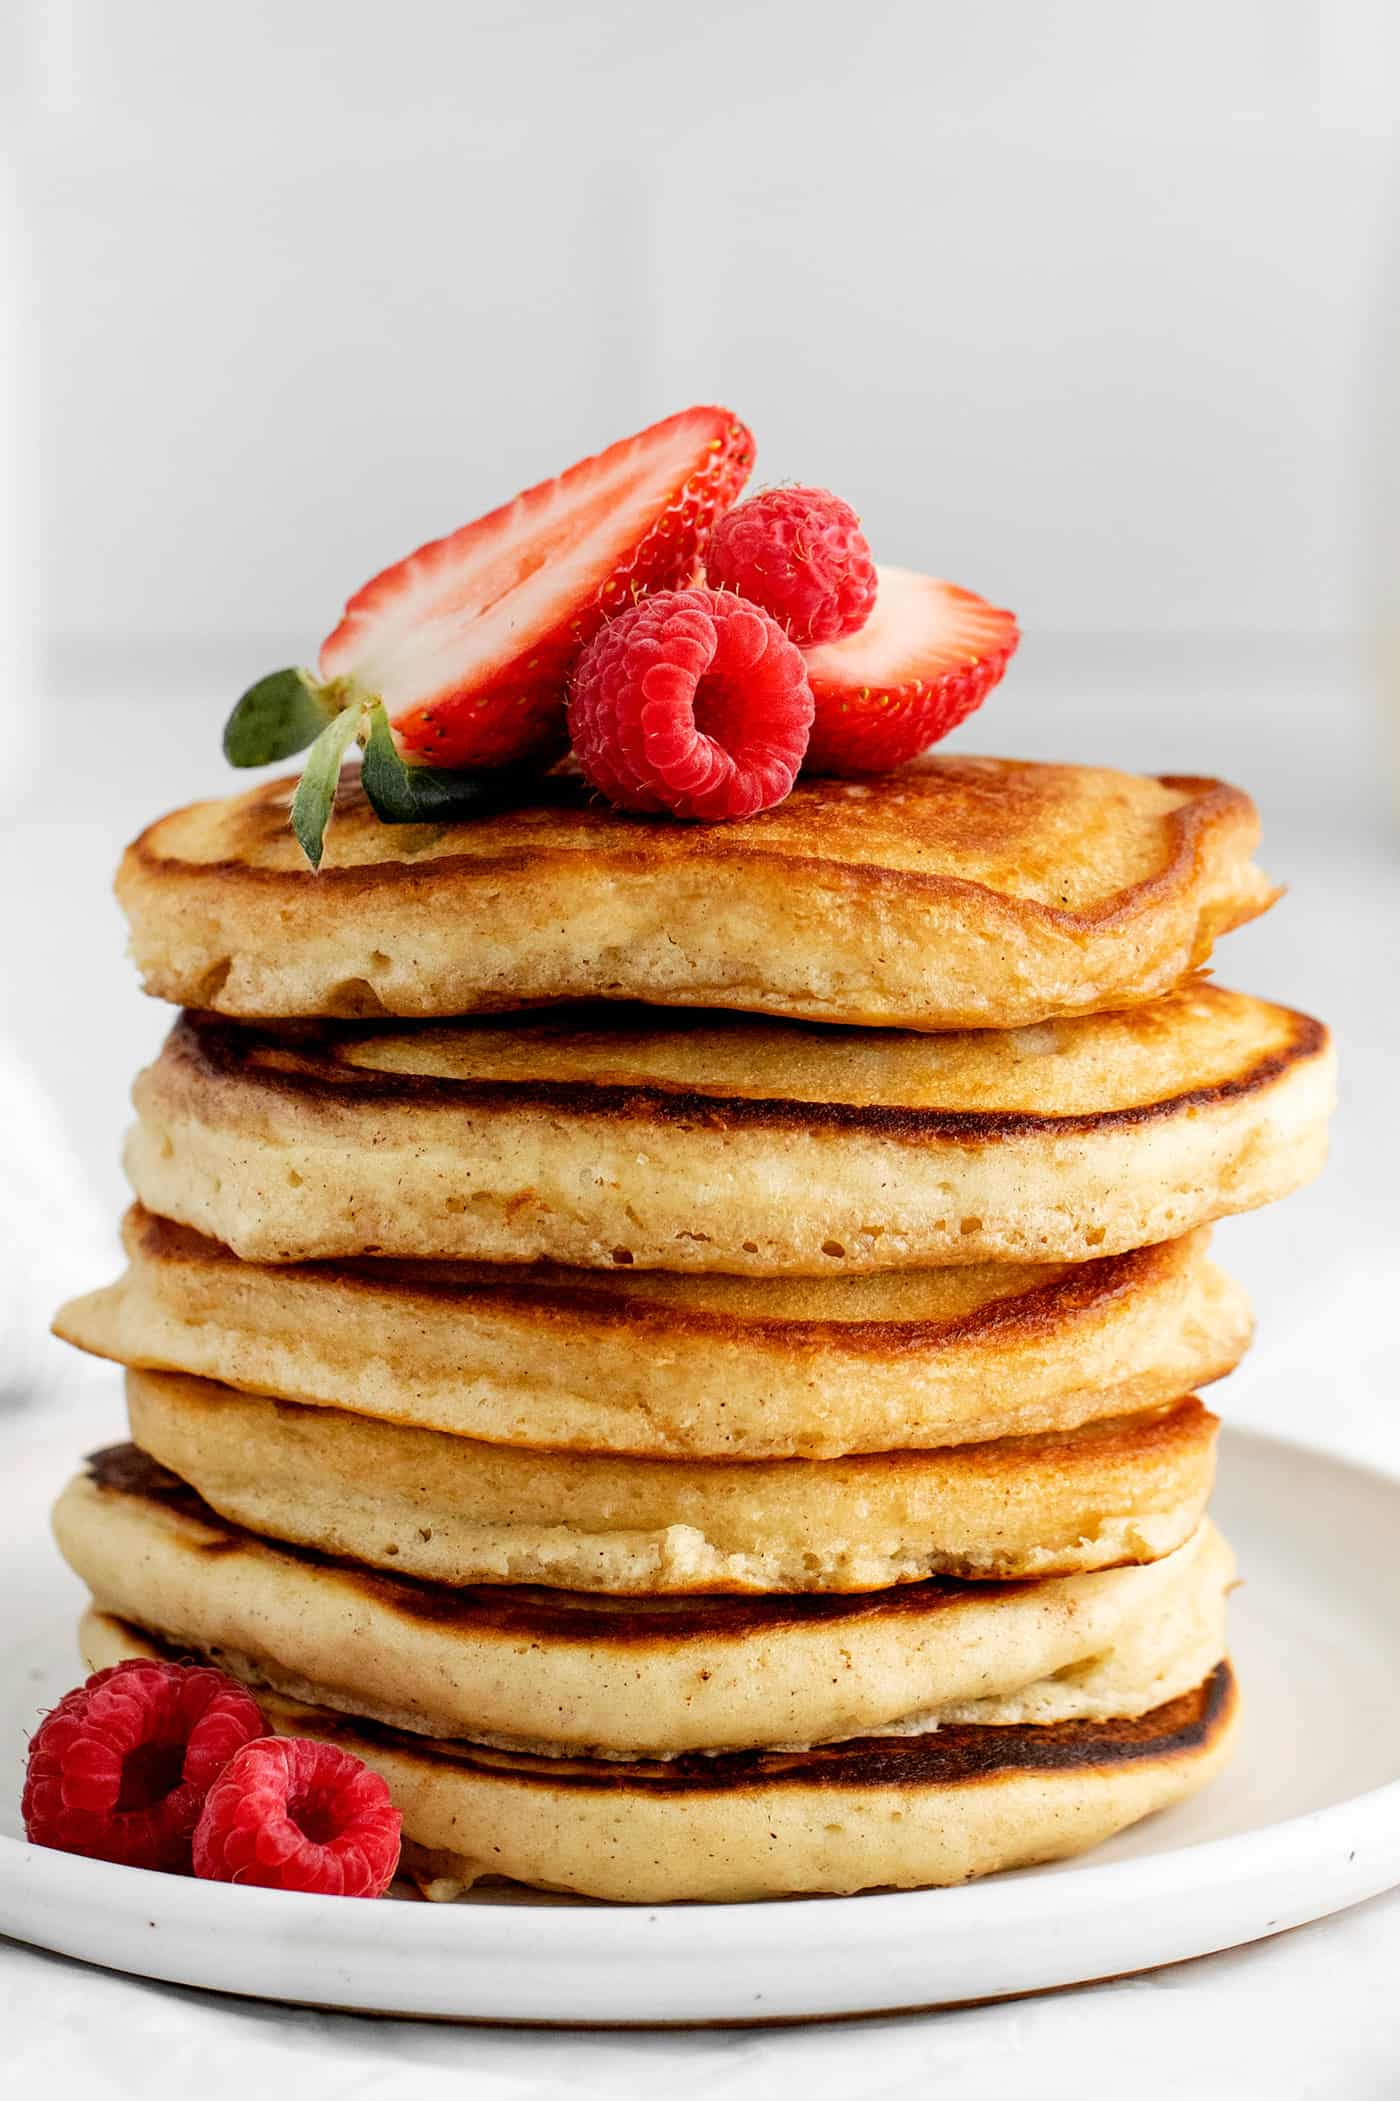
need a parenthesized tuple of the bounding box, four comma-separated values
(116, 757, 1275, 1030)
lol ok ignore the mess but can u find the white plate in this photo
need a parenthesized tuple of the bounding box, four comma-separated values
(3, 1411, 1400, 2026)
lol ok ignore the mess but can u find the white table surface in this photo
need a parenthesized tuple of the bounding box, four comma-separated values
(2, 651, 1398, 2097)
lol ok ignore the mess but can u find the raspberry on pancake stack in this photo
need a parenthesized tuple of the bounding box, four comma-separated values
(48, 412, 1335, 1903)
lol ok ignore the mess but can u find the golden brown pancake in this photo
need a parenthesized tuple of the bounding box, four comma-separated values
(57, 1447, 1233, 1756)
(55, 1211, 1250, 1458)
(124, 985, 1333, 1271)
(123, 1368, 1218, 1592)
(115, 758, 1275, 1030)
(82, 1612, 1240, 1902)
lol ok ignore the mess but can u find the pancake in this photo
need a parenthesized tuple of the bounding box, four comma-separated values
(55, 1211, 1251, 1459)
(82, 1613, 1240, 1902)
(114, 759, 1274, 1031)
(56, 1447, 1234, 1756)
(124, 984, 1334, 1271)
(124, 1369, 1218, 1592)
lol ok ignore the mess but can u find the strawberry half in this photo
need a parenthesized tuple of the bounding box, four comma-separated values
(800, 567, 1019, 774)
(319, 406, 755, 768)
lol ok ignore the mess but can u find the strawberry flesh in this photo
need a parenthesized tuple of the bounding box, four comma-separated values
(319, 407, 754, 768)
(801, 566, 1019, 774)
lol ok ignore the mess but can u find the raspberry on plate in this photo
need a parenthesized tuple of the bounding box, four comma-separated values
(193, 1736, 401, 1897)
(706, 486, 878, 646)
(22, 1658, 265, 1872)
(567, 586, 814, 821)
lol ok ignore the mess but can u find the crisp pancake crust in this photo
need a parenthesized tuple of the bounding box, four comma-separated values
(56, 1449, 1233, 1755)
(115, 758, 1276, 1030)
(54, 1211, 1251, 1457)
(124, 984, 1334, 1270)
(83, 1613, 1240, 1902)
(122, 1369, 1218, 1592)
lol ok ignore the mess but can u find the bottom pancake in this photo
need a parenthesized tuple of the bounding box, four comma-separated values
(82, 1612, 1238, 1904)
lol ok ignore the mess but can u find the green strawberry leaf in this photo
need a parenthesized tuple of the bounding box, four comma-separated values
(290, 701, 365, 870)
(223, 667, 340, 767)
(359, 700, 520, 823)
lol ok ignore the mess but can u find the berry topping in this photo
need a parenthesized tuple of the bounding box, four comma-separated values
(23, 1659, 265, 1872)
(318, 406, 755, 770)
(193, 1737, 401, 1897)
(567, 587, 814, 821)
(706, 486, 878, 646)
(801, 567, 1019, 774)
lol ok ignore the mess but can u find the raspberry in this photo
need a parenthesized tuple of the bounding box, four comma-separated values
(193, 1737, 401, 1897)
(23, 1659, 265, 1872)
(567, 587, 813, 821)
(706, 487, 878, 646)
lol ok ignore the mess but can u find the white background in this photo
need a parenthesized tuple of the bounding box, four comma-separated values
(4, 0, 1400, 665)
(2, 3, 1399, 2094)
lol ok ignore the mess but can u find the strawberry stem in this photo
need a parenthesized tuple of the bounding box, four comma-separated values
(290, 701, 365, 870)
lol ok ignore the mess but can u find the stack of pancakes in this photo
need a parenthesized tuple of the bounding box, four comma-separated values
(52, 756, 1335, 1902)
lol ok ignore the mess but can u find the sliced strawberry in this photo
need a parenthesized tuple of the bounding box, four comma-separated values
(800, 567, 1019, 774)
(318, 407, 754, 768)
